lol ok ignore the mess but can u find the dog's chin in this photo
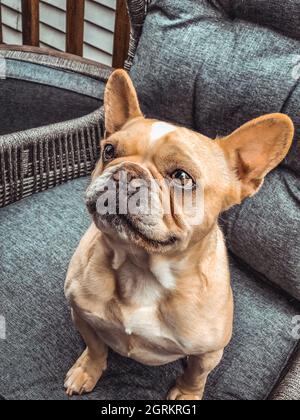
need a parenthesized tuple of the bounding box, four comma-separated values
(93, 214, 180, 254)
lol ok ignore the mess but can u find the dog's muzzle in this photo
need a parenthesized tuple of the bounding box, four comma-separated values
(85, 162, 153, 216)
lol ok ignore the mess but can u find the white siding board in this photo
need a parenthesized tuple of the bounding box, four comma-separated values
(1, 0, 115, 64)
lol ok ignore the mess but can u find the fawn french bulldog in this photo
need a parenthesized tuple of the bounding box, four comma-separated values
(64, 69, 294, 400)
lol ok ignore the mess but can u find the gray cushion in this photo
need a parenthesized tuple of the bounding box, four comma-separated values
(0, 178, 299, 400)
(0, 79, 101, 136)
(221, 168, 300, 301)
(270, 349, 300, 400)
(283, 80, 300, 174)
(217, 0, 300, 40)
(129, 0, 300, 300)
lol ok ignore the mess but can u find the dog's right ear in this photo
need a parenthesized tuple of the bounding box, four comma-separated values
(104, 69, 143, 137)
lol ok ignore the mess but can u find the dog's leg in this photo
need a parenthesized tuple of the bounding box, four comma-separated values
(64, 310, 108, 397)
(167, 350, 224, 400)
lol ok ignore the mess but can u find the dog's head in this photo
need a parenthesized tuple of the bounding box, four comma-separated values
(86, 70, 294, 254)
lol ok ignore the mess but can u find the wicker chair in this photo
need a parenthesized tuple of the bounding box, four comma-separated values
(0, 0, 299, 401)
(0, 0, 133, 207)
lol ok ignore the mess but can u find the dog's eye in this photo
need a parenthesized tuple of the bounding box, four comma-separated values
(171, 170, 194, 188)
(103, 144, 115, 162)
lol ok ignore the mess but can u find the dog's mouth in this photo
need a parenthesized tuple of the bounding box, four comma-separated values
(98, 213, 179, 250)
(86, 170, 181, 251)
(120, 215, 179, 248)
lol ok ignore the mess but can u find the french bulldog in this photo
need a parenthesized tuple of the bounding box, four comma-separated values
(64, 69, 294, 400)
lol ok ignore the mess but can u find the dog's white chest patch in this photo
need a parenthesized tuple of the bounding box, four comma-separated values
(149, 122, 176, 146)
(119, 260, 177, 338)
(123, 306, 162, 338)
(121, 274, 171, 340)
(150, 259, 176, 290)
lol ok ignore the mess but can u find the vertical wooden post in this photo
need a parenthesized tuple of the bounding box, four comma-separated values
(21, 0, 40, 46)
(113, 0, 131, 69)
(66, 0, 85, 56)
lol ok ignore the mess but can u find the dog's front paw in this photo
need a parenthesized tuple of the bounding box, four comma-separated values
(167, 386, 202, 401)
(64, 366, 97, 397)
(64, 350, 106, 397)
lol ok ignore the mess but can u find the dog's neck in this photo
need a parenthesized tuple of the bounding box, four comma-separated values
(102, 223, 221, 303)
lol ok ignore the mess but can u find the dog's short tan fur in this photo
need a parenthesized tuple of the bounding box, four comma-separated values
(64, 70, 294, 400)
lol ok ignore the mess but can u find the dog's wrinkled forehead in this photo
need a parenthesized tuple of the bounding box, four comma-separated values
(149, 122, 177, 146)
(115, 118, 212, 178)
(119, 118, 181, 155)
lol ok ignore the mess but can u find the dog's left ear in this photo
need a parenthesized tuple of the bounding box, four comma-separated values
(104, 69, 143, 136)
(218, 114, 294, 201)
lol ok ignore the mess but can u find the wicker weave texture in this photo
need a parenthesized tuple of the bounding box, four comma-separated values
(125, 0, 152, 71)
(0, 111, 103, 207)
(0, 49, 108, 207)
(0, 1, 149, 208)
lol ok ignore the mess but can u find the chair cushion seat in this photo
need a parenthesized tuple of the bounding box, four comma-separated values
(0, 179, 299, 400)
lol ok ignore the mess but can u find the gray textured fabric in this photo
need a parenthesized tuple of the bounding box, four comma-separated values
(129, 0, 300, 300)
(217, 0, 300, 40)
(0, 49, 113, 81)
(221, 168, 300, 301)
(4, 59, 105, 100)
(0, 178, 299, 400)
(0, 79, 101, 135)
(282, 80, 300, 174)
(271, 348, 300, 400)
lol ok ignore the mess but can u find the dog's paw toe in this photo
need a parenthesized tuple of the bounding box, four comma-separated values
(64, 350, 107, 397)
(167, 386, 201, 401)
(64, 366, 98, 397)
